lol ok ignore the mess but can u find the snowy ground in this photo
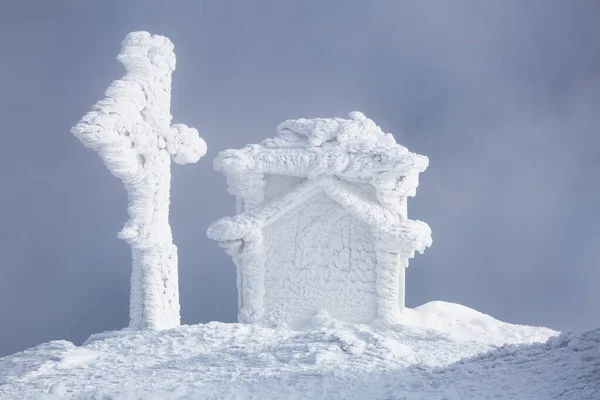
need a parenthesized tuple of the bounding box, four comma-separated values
(1, 302, 598, 399)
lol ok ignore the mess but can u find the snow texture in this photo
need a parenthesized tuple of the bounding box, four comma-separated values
(3, 301, 592, 400)
(208, 112, 431, 327)
(72, 32, 207, 331)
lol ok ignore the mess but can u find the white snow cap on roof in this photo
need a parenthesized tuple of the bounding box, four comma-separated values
(271, 111, 398, 149)
(215, 111, 428, 189)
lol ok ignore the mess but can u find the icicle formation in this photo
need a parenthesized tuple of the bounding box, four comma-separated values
(72, 32, 207, 331)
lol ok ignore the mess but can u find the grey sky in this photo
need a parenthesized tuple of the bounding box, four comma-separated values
(1, 1, 598, 357)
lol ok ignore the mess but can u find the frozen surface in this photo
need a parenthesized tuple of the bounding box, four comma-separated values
(72, 32, 206, 331)
(2, 301, 595, 400)
(263, 192, 377, 327)
(208, 112, 431, 326)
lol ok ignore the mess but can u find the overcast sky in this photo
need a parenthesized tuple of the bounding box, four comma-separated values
(1, 1, 599, 357)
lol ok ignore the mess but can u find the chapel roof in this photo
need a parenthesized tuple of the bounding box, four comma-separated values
(214, 112, 429, 184)
(208, 112, 432, 257)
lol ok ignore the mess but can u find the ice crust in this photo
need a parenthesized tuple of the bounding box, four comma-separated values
(72, 32, 206, 331)
(208, 112, 431, 327)
(2, 302, 584, 400)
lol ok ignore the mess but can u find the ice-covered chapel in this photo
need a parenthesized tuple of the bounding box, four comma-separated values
(208, 112, 431, 327)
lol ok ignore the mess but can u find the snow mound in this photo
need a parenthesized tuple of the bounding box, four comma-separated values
(2, 302, 591, 400)
(428, 328, 600, 400)
(269, 111, 399, 151)
(402, 301, 556, 345)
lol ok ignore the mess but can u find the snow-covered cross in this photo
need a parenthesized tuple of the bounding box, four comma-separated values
(72, 32, 207, 331)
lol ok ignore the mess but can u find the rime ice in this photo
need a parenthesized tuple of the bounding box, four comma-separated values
(72, 32, 207, 331)
(208, 112, 431, 327)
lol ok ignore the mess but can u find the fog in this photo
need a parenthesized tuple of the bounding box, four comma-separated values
(1, 1, 598, 356)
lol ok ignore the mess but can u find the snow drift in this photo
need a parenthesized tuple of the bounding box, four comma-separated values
(3, 302, 596, 400)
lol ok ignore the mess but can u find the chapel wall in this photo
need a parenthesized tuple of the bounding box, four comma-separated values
(262, 193, 378, 327)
